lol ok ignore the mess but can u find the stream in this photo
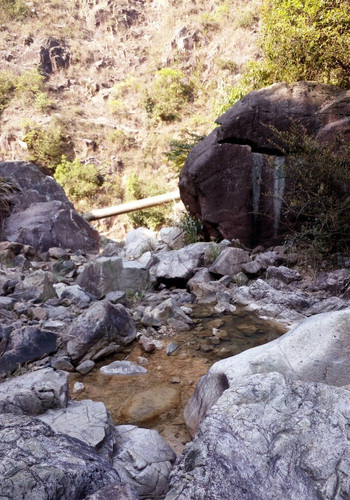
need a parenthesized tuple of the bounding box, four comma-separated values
(69, 305, 286, 453)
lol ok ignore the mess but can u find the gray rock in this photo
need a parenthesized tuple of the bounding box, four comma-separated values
(65, 301, 136, 363)
(141, 298, 193, 329)
(100, 360, 147, 375)
(113, 425, 176, 499)
(119, 260, 150, 293)
(38, 399, 116, 460)
(0, 325, 57, 376)
(0, 297, 14, 309)
(148, 242, 212, 284)
(0, 413, 120, 499)
(54, 283, 91, 307)
(209, 247, 250, 276)
(14, 269, 56, 302)
(76, 359, 95, 374)
(84, 482, 140, 500)
(124, 227, 158, 259)
(105, 290, 127, 304)
(184, 308, 350, 436)
(50, 356, 74, 371)
(4, 200, 99, 253)
(159, 226, 186, 249)
(73, 382, 85, 394)
(0, 367, 68, 415)
(77, 257, 149, 297)
(168, 372, 350, 500)
(266, 265, 302, 284)
(0, 161, 70, 211)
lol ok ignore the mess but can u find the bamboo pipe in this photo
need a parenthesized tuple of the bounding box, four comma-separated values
(83, 190, 181, 221)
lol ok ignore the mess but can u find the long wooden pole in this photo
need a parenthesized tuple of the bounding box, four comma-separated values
(83, 189, 181, 221)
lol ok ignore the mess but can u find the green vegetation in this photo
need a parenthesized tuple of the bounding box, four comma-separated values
(54, 156, 102, 201)
(178, 211, 203, 244)
(219, 0, 350, 113)
(278, 128, 350, 261)
(23, 123, 67, 171)
(0, 0, 28, 21)
(260, 0, 350, 88)
(0, 72, 16, 115)
(165, 132, 205, 174)
(125, 171, 171, 230)
(0, 176, 17, 228)
(146, 68, 195, 122)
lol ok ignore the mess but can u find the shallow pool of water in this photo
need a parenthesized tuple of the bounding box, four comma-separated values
(69, 305, 286, 453)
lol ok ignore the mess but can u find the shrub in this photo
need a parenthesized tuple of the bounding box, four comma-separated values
(0, 0, 28, 21)
(125, 171, 171, 230)
(23, 124, 67, 171)
(147, 68, 195, 122)
(0, 176, 18, 228)
(260, 0, 350, 88)
(15, 69, 45, 98)
(178, 211, 203, 244)
(165, 132, 205, 174)
(0, 72, 16, 115)
(276, 128, 350, 261)
(54, 156, 101, 201)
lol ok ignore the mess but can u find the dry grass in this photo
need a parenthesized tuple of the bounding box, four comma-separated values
(0, 0, 261, 230)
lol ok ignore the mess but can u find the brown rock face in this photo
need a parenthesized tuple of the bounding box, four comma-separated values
(179, 82, 350, 245)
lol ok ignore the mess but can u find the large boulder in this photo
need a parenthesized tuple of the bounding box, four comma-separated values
(65, 300, 136, 363)
(148, 242, 213, 285)
(184, 309, 350, 436)
(168, 372, 350, 500)
(77, 256, 150, 297)
(179, 82, 350, 244)
(0, 162, 99, 252)
(0, 325, 57, 377)
(0, 413, 120, 499)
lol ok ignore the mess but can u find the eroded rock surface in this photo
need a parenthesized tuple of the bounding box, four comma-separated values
(185, 308, 350, 436)
(168, 372, 350, 500)
(0, 413, 120, 500)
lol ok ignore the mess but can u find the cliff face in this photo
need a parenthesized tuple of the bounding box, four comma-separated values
(0, 0, 261, 215)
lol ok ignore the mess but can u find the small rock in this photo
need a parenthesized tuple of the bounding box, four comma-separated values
(166, 342, 179, 356)
(171, 377, 181, 384)
(50, 356, 74, 371)
(137, 356, 149, 366)
(73, 382, 85, 394)
(76, 359, 95, 375)
(138, 334, 156, 353)
(200, 344, 213, 353)
(100, 360, 147, 375)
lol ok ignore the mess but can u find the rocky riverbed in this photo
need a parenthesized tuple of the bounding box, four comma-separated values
(2, 160, 350, 499)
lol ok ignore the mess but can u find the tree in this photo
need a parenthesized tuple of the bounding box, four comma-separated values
(260, 0, 350, 88)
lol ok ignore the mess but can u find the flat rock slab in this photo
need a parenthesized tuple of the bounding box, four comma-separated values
(38, 399, 116, 460)
(120, 385, 180, 424)
(168, 372, 350, 499)
(100, 361, 147, 376)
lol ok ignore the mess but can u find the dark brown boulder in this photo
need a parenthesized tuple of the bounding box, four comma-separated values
(0, 161, 99, 253)
(179, 82, 350, 245)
